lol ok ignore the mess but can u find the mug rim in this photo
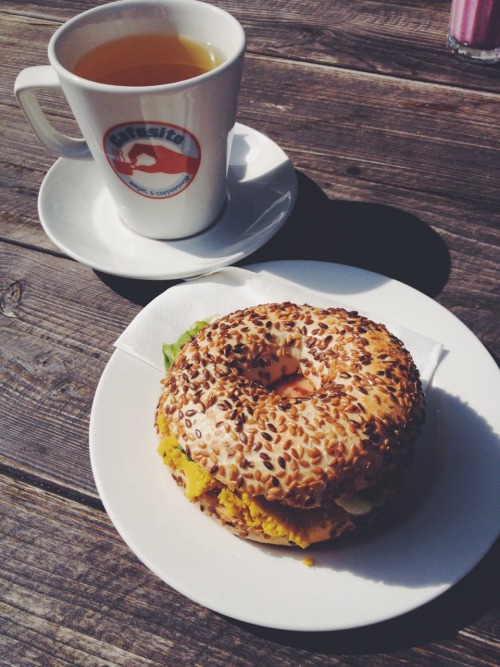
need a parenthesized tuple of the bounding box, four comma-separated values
(48, 0, 246, 91)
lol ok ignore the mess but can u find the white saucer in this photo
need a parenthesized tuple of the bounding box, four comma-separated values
(38, 123, 297, 280)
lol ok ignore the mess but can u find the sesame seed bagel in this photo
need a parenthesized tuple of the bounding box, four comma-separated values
(157, 302, 425, 521)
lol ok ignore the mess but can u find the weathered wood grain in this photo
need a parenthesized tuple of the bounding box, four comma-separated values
(4, 10, 500, 224)
(3, 5, 500, 354)
(6, 0, 500, 92)
(0, 241, 186, 494)
(1, 474, 499, 667)
(0, 243, 149, 495)
(1, 474, 273, 667)
(4, 52, 500, 350)
(5, 9, 500, 207)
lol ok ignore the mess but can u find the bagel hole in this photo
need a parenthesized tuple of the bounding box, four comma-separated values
(268, 372, 316, 397)
(242, 339, 316, 397)
(252, 349, 316, 398)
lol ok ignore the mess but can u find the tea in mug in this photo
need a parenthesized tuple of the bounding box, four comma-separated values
(73, 33, 222, 86)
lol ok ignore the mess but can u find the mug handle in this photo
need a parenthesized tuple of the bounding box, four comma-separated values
(14, 66, 91, 159)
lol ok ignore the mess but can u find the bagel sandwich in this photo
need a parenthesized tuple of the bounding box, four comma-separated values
(155, 302, 425, 548)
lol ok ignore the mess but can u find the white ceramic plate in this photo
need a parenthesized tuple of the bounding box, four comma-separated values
(89, 260, 500, 631)
(38, 124, 297, 280)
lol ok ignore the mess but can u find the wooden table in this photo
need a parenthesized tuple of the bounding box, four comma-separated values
(2, 1, 499, 664)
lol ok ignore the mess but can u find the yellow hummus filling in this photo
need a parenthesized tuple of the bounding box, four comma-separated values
(157, 434, 217, 501)
(157, 432, 309, 547)
(217, 488, 309, 548)
(157, 426, 384, 549)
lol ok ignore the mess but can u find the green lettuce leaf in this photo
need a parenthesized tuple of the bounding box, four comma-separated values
(162, 320, 209, 372)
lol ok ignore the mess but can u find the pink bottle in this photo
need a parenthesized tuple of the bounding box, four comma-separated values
(448, 0, 500, 62)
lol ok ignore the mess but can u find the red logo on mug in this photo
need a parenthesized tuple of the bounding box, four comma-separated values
(104, 122, 201, 199)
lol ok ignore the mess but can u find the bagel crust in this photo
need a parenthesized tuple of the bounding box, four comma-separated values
(158, 302, 425, 514)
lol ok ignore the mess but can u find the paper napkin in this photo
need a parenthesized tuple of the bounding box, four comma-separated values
(115, 266, 443, 389)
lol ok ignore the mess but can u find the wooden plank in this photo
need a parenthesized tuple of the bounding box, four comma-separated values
(3, 8, 500, 283)
(0, 243, 166, 495)
(5, 0, 500, 92)
(0, 474, 260, 667)
(6, 51, 498, 347)
(2, 474, 500, 667)
(5, 9, 500, 210)
(5, 52, 500, 243)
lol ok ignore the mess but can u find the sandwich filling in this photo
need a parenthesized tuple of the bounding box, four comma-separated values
(157, 410, 387, 548)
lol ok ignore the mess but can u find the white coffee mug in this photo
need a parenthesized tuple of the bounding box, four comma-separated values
(15, 0, 245, 239)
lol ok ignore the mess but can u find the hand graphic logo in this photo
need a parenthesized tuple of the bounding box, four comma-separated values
(104, 122, 201, 199)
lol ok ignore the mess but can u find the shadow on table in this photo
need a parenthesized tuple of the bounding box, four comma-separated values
(96, 170, 451, 305)
(243, 170, 451, 298)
